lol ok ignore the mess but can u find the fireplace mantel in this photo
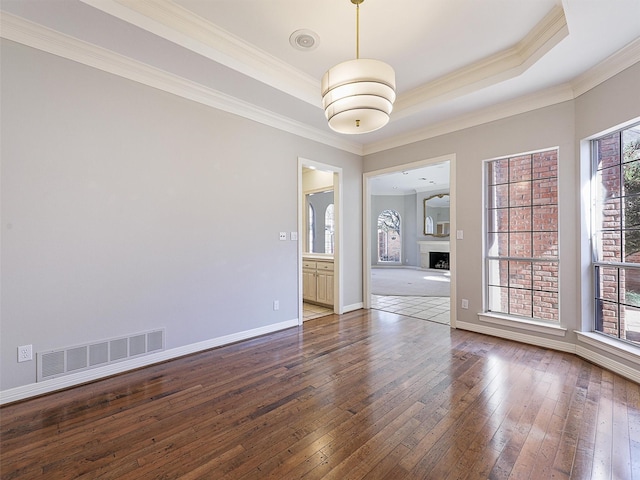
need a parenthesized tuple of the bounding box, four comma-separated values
(418, 241, 450, 269)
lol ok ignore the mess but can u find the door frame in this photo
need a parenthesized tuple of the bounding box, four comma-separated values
(363, 154, 457, 328)
(298, 157, 344, 325)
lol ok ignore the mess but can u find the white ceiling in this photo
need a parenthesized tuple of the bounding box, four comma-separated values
(1, 0, 639, 159)
(369, 161, 450, 196)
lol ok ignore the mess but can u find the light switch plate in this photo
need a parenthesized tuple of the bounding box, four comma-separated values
(290, 232, 298, 241)
(456, 230, 464, 240)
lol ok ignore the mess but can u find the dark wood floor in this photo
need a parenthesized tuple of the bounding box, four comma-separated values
(1, 309, 639, 479)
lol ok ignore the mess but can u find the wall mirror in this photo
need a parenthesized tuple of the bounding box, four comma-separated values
(424, 193, 450, 237)
(305, 189, 334, 254)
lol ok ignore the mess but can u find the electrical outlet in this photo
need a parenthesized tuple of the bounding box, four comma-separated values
(279, 232, 287, 240)
(461, 299, 469, 309)
(273, 300, 279, 311)
(18, 345, 33, 362)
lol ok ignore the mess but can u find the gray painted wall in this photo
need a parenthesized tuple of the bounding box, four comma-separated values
(0, 40, 363, 390)
(404, 194, 418, 266)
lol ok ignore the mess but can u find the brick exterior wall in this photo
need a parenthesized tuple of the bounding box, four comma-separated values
(487, 149, 559, 321)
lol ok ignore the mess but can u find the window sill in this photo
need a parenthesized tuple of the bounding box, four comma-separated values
(478, 312, 567, 337)
(575, 331, 640, 364)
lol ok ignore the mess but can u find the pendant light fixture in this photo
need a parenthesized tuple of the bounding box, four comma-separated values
(321, 0, 396, 134)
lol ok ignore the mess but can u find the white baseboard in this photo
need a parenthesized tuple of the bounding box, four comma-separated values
(0, 319, 299, 405)
(456, 321, 575, 353)
(344, 302, 364, 313)
(575, 344, 640, 384)
(575, 331, 640, 383)
(456, 321, 640, 384)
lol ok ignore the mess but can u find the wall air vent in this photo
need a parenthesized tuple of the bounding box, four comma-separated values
(41, 351, 65, 378)
(37, 329, 165, 382)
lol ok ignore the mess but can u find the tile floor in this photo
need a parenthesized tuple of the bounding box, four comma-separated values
(303, 302, 334, 321)
(371, 295, 451, 325)
(304, 295, 451, 325)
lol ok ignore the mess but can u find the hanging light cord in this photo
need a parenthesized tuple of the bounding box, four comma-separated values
(355, 1, 360, 59)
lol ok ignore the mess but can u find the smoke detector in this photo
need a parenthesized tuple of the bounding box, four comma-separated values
(289, 29, 319, 51)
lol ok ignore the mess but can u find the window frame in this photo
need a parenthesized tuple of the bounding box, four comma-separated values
(590, 121, 640, 347)
(483, 147, 560, 324)
(307, 203, 315, 254)
(324, 204, 334, 255)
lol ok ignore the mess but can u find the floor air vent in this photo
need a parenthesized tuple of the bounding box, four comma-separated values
(37, 329, 165, 382)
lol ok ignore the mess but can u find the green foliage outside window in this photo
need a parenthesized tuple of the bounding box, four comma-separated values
(623, 139, 640, 257)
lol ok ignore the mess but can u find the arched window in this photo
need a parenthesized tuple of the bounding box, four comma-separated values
(425, 216, 434, 234)
(308, 204, 315, 253)
(378, 210, 401, 262)
(324, 204, 334, 254)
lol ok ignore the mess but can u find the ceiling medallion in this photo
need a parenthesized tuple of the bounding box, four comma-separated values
(321, 0, 396, 134)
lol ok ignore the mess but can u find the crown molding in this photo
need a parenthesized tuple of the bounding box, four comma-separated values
(0, 13, 363, 156)
(393, 5, 568, 119)
(80, 0, 321, 107)
(364, 84, 575, 155)
(571, 36, 640, 97)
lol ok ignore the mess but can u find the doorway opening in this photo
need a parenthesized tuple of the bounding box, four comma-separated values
(363, 155, 457, 327)
(298, 158, 343, 324)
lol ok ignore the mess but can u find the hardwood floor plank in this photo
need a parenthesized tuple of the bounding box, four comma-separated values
(552, 361, 589, 477)
(592, 370, 615, 479)
(570, 363, 601, 479)
(510, 396, 555, 479)
(611, 374, 633, 480)
(1, 310, 639, 479)
(401, 346, 528, 474)
(490, 376, 551, 479)
(319, 402, 425, 480)
(627, 380, 640, 480)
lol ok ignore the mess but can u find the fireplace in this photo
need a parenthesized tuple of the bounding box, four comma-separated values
(418, 241, 450, 269)
(429, 252, 450, 270)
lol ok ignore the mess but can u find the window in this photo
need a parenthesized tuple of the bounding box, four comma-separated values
(485, 149, 559, 322)
(592, 122, 640, 345)
(308, 204, 315, 253)
(305, 190, 333, 254)
(425, 216, 434, 234)
(378, 210, 401, 262)
(324, 204, 334, 254)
